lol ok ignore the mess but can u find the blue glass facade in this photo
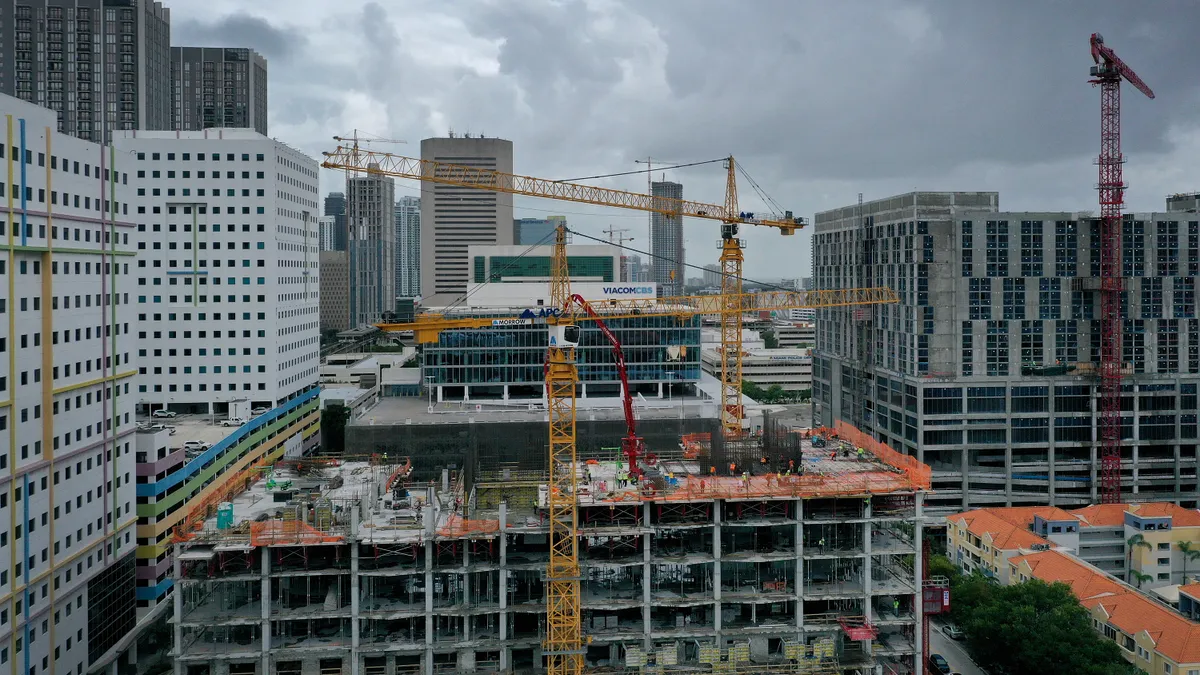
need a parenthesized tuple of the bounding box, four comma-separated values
(423, 313, 701, 396)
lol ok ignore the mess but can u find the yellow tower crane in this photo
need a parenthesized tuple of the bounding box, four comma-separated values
(321, 147, 804, 437)
(321, 147, 894, 675)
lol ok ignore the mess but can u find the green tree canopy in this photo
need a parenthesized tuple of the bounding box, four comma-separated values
(960, 579, 1138, 675)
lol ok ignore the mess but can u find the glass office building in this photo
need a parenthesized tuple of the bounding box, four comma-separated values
(424, 311, 701, 401)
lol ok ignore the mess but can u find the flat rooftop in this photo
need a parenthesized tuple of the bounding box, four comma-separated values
(136, 412, 238, 452)
(350, 394, 721, 426)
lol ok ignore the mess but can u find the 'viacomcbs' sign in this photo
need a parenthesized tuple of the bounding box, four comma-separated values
(602, 286, 655, 295)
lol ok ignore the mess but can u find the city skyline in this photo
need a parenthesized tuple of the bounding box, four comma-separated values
(163, 1, 1200, 280)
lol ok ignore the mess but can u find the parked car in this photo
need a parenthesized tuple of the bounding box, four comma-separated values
(251, 407, 270, 416)
(942, 624, 965, 640)
(182, 440, 209, 451)
(929, 654, 951, 675)
(152, 410, 177, 418)
(220, 417, 246, 427)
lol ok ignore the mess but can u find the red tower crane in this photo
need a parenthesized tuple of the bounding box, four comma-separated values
(1089, 33, 1155, 504)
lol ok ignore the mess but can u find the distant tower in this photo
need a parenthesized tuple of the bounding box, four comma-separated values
(347, 168, 396, 326)
(396, 196, 421, 297)
(420, 136, 515, 305)
(651, 180, 685, 296)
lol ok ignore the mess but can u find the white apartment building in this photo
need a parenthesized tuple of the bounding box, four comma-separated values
(113, 129, 321, 415)
(0, 95, 139, 675)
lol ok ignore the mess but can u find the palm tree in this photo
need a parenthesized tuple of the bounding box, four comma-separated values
(1127, 533, 1151, 570)
(1179, 540, 1200, 583)
(1130, 570, 1153, 589)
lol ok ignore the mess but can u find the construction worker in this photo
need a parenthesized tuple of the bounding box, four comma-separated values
(710, 466, 717, 475)
(760, 456, 768, 467)
(857, 447, 866, 461)
(818, 537, 825, 550)
(729, 462, 737, 475)
(788, 458, 796, 473)
(893, 598, 901, 616)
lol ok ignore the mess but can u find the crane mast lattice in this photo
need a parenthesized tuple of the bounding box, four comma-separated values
(1088, 32, 1155, 504)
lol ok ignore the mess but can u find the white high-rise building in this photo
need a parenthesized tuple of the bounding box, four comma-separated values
(0, 95, 139, 674)
(395, 195, 420, 298)
(114, 129, 321, 414)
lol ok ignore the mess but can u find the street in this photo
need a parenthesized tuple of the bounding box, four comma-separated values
(929, 621, 987, 675)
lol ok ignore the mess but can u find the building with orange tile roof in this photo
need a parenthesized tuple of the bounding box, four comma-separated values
(947, 501, 1200, 587)
(1009, 550, 1200, 674)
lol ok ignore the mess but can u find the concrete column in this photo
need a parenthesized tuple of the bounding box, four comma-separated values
(913, 493, 925, 670)
(862, 499, 873, 626)
(425, 506, 435, 675)
(499, 503, 509, 672)
(463, 544, 472, 643)
(173, 550, 185, 675)
(643, 501, 652, 648)
(1047, 444, 1057, 505)
(794, 498, 804, 630)
(960, 447, 969, 510)
(1004, 445, 1014, 505)
(437, 386, 444, 403)
(464, 387, 470, 402)
(352, 540, 361, 675)
(581, 383, 587, 399)
(713, 499, 722, 638)
(261, 546, 272, 675)
(1175, 444, 1183, 498)
(658, 382, 663, 398)
(1132, 445, 1141, 495)
(503, 385, 509, 401)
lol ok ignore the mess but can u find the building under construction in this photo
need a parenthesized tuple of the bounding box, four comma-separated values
(169, 421, 928, 675)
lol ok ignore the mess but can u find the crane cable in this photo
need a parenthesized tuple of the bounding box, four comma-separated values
(567, 228, 796, 293)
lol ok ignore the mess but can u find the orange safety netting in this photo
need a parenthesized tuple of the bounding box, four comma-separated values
(833, 421, 931, 490)
(595, 469, 917, 504)
(437, 514, 500, 537)
(249, 520, 344, 546)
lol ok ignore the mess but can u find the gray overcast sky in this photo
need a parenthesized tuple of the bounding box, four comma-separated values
(171, 0, 1200, 282)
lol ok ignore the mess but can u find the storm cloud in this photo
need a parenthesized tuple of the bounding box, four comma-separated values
(168, 0, 1200, 281)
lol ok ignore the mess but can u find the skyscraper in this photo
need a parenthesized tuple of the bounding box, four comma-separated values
(420, 136, 514, 305)
(0, 0, 172, 142)
(396, 195, 421, 298)
(0, 93, 138, 675)
(347, 168, 396, 326)
(514, 216, 564, 245)
(324, 191, 347, 251)
(651, 180, 685, 296)
(703, 263, 721, 287)
(170, 47, 268, 135)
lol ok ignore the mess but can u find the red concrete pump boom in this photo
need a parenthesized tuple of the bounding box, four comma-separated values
(569, 294, 649, 479)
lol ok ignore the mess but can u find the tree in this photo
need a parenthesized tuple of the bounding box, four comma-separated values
(928, 553, 962, 586)
(1127, 533, 1151, 570)
(961, 579, 1138, 675)
(1129, 570, 1153, 589)
(762, 330, 778, 349)
(1179, 540, 1200, 582)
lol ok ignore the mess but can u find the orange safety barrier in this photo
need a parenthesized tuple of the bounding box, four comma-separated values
(173, 459, 272, 542)
(681, 432, 711, 460)
(437, 514, 500, 538)
(833, 421, 931, 490)
(250, 520, 344, 547)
